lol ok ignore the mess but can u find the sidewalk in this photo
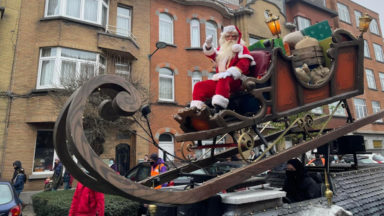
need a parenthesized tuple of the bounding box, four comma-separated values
(20, 190, 41, 216)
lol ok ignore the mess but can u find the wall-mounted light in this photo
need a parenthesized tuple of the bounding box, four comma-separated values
(265, 10, 281, 38)
(359, 13, 372, 38)
(148, 41, 168, 59)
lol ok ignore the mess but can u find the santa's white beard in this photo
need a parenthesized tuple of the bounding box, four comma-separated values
(216, 40, 236, 72)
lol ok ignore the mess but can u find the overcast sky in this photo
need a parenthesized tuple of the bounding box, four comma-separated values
(351, 0, 384, 37)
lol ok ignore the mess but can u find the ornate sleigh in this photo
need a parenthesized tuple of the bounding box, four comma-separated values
(53, 29, 384, 205)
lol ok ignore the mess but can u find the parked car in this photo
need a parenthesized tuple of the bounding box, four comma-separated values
(0, 179, 22, 216)
(342, 154, 379, 164)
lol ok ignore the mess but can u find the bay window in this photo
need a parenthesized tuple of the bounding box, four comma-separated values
(37, 47, 105, 89)
(45, 0, 109, 26)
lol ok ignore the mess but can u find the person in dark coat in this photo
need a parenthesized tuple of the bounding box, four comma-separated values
(12, 167, 27, 207)
(12, 160, 22, 183)
(51, 158, 63, 190)
(283, 158, 321, 203)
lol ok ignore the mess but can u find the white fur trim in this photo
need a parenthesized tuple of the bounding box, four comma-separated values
(190, 100, 206, 110)
(235, 45, 255, 62)
(223, 25, 237, 34)
(212, 94, 229, 108)
(226, 66, 242, 80)
(203, 43, 216, 56)
(232, 44, 242, 52)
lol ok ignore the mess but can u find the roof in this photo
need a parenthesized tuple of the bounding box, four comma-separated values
(286, 0, 338, 17)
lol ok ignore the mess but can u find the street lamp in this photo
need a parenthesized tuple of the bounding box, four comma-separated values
(148, 41, 168, 59)
(358, 13, 372, 38)
(265, 10, 281, 38)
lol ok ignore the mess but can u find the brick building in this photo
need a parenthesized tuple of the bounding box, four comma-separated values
(0, 0, 21, 178)
(332, 0, 384, 154)
(1, 0, 151, 190)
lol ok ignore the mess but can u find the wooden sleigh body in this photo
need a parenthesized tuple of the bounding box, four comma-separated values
(174, 29, 364, 143)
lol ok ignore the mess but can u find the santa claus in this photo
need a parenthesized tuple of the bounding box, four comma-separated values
(190, 25, 255, 112)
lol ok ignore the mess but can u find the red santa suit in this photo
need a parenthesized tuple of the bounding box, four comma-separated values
(191, 25, 255, 109)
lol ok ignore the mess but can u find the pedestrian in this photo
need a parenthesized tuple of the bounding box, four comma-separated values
(11, 160, 22, 183)
(143, 154, 149, 162)
(51, 158, 63, 191)
(248, 150, 257, 161)
(12, 167, 27, 208)
(149, 153, 167, 189)
(283, 158, 321, 203)
(69, 182, 105, 216)
(63, 170, 73, 190)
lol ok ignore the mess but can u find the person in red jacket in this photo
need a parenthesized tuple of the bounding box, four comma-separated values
(68, 182, 105, 216)
(190, 25, 255, 112)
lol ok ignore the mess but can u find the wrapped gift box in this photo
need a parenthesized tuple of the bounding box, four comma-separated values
(301, 20, 332, 41)
(318, 37, 333, 67)
(248, 38, 287, 54)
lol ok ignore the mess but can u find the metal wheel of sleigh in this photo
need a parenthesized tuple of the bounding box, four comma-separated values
(54, 29, 384, 204)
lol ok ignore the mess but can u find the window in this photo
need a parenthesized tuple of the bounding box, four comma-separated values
(294, 16, 311, 31)
(45, 0, 109, 26)
(191, 71, 202, 92)
(159, 13, 174, 44)
(249, 36, 259, 46)
(354, 10, 362, 28)
(311, 107, 323, 114)
(337, 3, 351, 23)
(115, 60, 131, 76)
(369, 19, 380, 35)
(328, 101, 346, 116)
(116, 6, 131, 37)
(190, 19, 200, 47)
(373, 43, 384, 62)
(365, 69, 377, 89)
(373, 140, 383, 148)
(208, 72, 215, 79)
(354, 98, 367, 119)
(206, 21, 218, 48)
(158, 133, 174, 161)
(33, 130, 58, 174)
(372, 101, 383, 122)
(379, 73, 384, 91)
(158, 68, 174, 101)
(364, 40, 371, 58)
(37, 47, 105, 89)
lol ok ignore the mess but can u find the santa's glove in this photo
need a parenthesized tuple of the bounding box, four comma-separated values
(212, 71, 231, 81)
(205, 35, 213, 49)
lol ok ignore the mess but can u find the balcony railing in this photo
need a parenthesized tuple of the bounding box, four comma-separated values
(105, 25, 137, 43)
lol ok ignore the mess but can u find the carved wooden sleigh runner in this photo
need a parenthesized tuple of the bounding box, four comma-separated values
(174, 29, 364, 143)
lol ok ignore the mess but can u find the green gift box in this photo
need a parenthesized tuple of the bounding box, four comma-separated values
(301, 20, 332, 41)
(248, 38, 286, 54)
(318, 37, 332, 67)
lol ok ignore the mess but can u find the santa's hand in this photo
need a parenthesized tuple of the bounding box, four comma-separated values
(212, 71, 231, 81)
(205, 35, 213, 48)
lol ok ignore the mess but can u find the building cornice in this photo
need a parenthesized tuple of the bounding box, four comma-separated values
(286, 0, 338, 18)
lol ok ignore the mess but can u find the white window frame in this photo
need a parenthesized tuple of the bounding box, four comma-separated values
(115, 60, 131, 76)
(205, 21, 218, 48)
(44, 0, 109, 26)
(337, 3, 351, 24)
(364, 40, 371, 58)
(354, 98, 367, 119)
(365, 69, 377, 89)
(354, 10, 362, 28)
(36, 47, 105, 89)
(158, 133, 174, 161)
(328, 102, 346, 117)
(116, 5, 132, 37)
(159, 13, 174, 44)
(369, 19, 380, 35)
(372, 101, 383, 122)
(294, 16, 311, 31)
(191, 71, 202, 92)
(311, 107, 323, 114)
(379, 72, 384, 91)
(190, 19, 200, 47)
(32, 130, 59, 175)
(373, 43, 384, 62)
(158, 68, 175, 102)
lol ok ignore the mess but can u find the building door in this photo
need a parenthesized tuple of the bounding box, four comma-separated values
(158, 133, 174, 161)
(116, 143, 130, 176)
